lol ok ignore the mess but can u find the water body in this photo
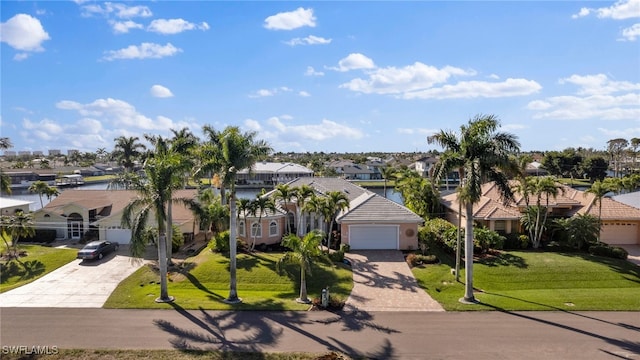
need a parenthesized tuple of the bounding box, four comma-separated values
(7, 183, 404, 212)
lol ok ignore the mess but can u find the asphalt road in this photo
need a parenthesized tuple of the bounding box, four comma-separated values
(1, 308, 639, 359)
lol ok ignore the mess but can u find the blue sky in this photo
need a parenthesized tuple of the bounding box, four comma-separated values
(1, 1, 639, 155)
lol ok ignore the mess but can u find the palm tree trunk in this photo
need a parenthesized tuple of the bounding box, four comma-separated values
(225, 189, 241, 304)
(166, 202, 173, 265)
(455, 198, 462, 282)
(155, 232, 173, 303)
(462, 201, 476, 303)
(299, 266, 308, 302)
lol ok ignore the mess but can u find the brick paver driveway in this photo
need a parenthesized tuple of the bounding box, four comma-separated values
(344, 250, 444, 312)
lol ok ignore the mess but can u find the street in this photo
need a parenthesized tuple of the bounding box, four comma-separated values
(1, 308, 639, 359)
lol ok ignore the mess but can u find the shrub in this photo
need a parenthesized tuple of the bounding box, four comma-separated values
(329, 250, 345, 263)
(339, 244, 350, 253)
(406, 253, 438, 267)
(588, 244, 628, 260)
(503, 233, 530, 250)
(20, 229, 57, 244)
(171, 225, 184, 253)
(473, 227, 505, 254)
(209, 230, 230, 253)
(420, 218, 460, 254)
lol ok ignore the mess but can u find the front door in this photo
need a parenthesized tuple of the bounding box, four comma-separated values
(69, 221, 82, 239)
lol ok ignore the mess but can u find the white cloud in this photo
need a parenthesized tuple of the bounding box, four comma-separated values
(14, 53, 29, 61)
(110, 20, 143, 34)
(402, 78, 542, 99)
(23, 118, 64, 136)
(573, 0, 640, 19)
(244, 119, 262, 131)
(298, 91, 311, 97)
(150, 85, 174, 98)
(620, 23, 640, 41)
(102, 42, 182, 61)
(0, 14, 50, 52)
(341, 62, 475, 94)
(264, 116, 364, 141)
(264, 7, 316, 30)
(81, 2, 153, 18)
(55, 97, 185, 131)
(305, 66, 324, 76)
(285, 35, 332, 46)
(397, 128, 437, 135)
(147, 19, 209, 34)
(528, 74, 640, 120)
(330, 53, 376, 72)
(249, 87, 293, 98)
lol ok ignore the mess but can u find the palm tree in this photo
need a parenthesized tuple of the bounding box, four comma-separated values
(276, 230, 326, 303)
(380, 166, 397, 198)
(236, 197, 252, 241)
(28, 181, 51, 208)
(324, 191, 349, 250)
(274, 184, 296, 234)
(217, 126, 272, 304)
(113, 136, 146, 172)
(0, 137, 13, 150)
(1, 170, 11, 195)
(294, 184, 315, 236)
(248, 195, 276, 251)
(427, 114, 520, 303)
(121, 148, 184, 303)
(585, 180, 610, 243)
(0, 210, 36, 260)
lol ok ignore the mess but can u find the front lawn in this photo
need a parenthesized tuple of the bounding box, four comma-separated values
(413, 250, 640, 311)
(0, 244, 78, 293)
(104, 250, 352, 310)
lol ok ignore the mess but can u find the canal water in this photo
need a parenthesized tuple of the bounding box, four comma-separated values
(8, 183, 404, 212)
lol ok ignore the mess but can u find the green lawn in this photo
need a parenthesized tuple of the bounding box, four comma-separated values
(412, 249, 640, 311)
(104, 250, 353, 310)
(0, 244, 78, 293)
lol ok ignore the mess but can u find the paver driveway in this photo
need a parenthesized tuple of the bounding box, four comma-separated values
(0, 246, 144, 308)
(344, 250, 444, 312)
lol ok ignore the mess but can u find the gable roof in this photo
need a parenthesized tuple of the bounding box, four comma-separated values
(441, 181, 640, 221)
(271, 177, 422, 224)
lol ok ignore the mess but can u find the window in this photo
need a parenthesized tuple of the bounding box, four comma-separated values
(251, 222, 261, 238)
(269, 220, 278, 237)
(238, 220, 245, 237)
(494, 220, 505, 232)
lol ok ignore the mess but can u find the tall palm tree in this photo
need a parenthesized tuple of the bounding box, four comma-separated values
(169, 127, 199, 188)
(113, 136, 146, 173)
(380, 166, 397, 198)
(294, 185, 315, 236)
(248, 195, 276, 251)
(324, 191, 350, 250)
(28, 181, 51, 208)
(585, 180, 610, 243)
(217, 126, 272, 304)
(518, 176, 562, 248)
(195, 125, 224, 199)
(1, 170, 12, 195)
(274, 184, 296, 234)
(276, 230, 326, 303)
(121, 148, 184, 303)
(427, 114, 520, 303)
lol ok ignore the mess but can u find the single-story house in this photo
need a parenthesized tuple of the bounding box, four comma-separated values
(440, 181, 640, 245)
(239, 177, 423, 250)
(0, 197, 32, 216)
(34, 189, 200, 244)
(236, 162, 314, 186)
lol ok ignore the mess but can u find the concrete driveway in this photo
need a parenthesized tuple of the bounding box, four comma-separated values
(344, 250, 444, 312)
(617, 244, 640, 266)
(0, 245, 144, 308)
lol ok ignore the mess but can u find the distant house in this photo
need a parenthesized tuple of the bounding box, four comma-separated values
(239, 177, 423, 250)
(33, 189, 200, 244)
(0, 197, 32, 215)
(236, 162, 313, 186)
(440, 181, 640, 245)
(327, 160, 381, 180)
(412, 156, 438, 178)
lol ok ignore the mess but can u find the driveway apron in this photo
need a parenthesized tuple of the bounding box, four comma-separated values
(618, 244, 640, 266)
(0, 247, 144, 308)
(344, 250, 444, 312)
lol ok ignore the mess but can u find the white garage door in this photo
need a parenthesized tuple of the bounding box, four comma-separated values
(348, 225, 398, 250)
(106, 228, 132, 244)
(601, 222, 638, 245)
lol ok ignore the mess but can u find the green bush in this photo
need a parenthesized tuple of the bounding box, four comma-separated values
(171, 225, 184, 253)
(209, 230, 230, 253)
(420, 218, 460, 254)
(503, 233, 530, 250)
(588, 244, 629, 260)
(339, 243, 350, 253)
(406, 253, 439, 267)
(20, 229, 57, 244)
(473, 227, 505, 253)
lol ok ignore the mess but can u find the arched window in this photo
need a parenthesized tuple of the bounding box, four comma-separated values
(238, 220, 245, 237)
(251, 222, 261, 238)
(269, 220, 278, 237)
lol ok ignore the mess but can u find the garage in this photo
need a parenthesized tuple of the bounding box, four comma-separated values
(105, 227, 132, 244)
(348, 225, 399, 250)
(601, 222, 638, 245)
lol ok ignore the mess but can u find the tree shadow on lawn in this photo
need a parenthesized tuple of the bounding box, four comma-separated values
(479, 300, 640, 357)
(0, 259, 46, 283)
(477, 252, 528, 269)
(154, 303, 400, 358)
(558, 252, 640, 280)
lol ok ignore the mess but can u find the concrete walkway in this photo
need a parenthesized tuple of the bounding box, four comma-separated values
(344, 250, 444, 312)
(0, 246, 144, 308)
